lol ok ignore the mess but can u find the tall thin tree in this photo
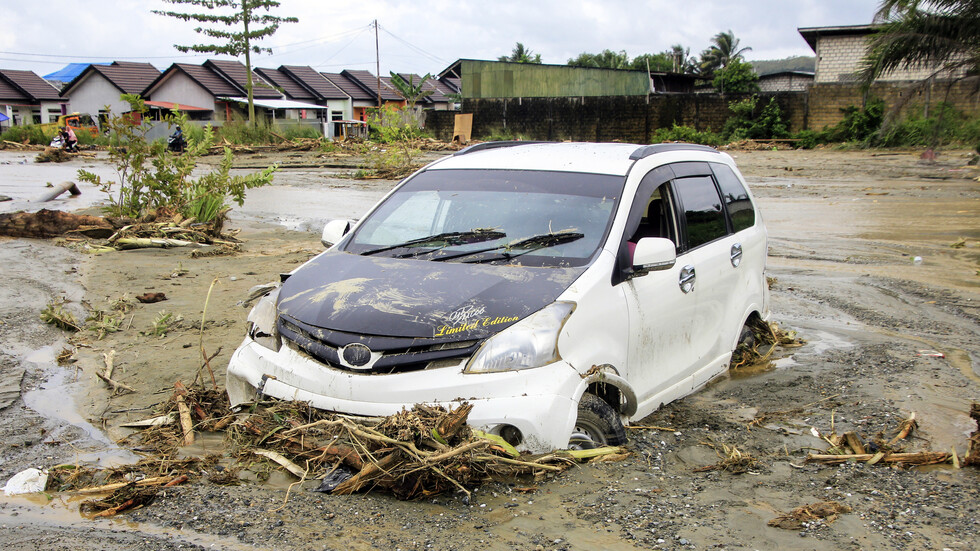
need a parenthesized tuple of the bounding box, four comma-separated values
(154, 0, 298, 125)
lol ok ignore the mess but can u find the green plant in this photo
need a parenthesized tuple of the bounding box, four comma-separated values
(822, 99, 885, 143)
(40, 301, 80, 332)
(722, 96, 788, 140)
(367, 105, 424, 143)
(147, 311, 182, 337)
(794, 129, 818, 149)
(712, 58, 759, 93)
(0, 125, 53, 145)
(86, 310, 123, 340)
(76, 94, 276, 221)
(652, 124, 723, 146)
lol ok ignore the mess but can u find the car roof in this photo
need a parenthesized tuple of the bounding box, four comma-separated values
(430, 142, 641, 176)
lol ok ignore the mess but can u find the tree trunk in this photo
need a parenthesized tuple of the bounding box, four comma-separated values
(0, 209, 112, 238)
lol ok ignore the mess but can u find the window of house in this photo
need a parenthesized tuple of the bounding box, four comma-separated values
(673, 176, 728, 250)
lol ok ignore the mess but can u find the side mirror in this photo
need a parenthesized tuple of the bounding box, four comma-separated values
(632, 237, 676, 274)
(321, 219, 353, 248)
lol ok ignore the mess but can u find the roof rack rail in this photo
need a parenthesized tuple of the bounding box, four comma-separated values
(454, 140, 550, 156)
(629, 143, 720, 160)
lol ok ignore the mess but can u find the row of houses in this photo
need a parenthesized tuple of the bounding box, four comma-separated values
(2, 24, 971, 136)
(0, 59, 461, 137)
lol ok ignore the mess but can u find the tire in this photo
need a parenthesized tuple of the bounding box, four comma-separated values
(568, 393, 627, 450)
(738, 324, 756, 349)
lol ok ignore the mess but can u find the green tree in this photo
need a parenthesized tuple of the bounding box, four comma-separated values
(859, 0, 980, 85)
(568, 49, 631, 69)
(699, 30, 753, 75)
(499, 42, 543, 63)
(154, 0, 297, 125)
(712, 58, 760, 93)
(389, 72, 434, 106)
(628, 52, 675, 72)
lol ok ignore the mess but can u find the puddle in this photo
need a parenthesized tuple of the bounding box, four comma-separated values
(237, 182, 387, 232)
(21, 347, 138, 467)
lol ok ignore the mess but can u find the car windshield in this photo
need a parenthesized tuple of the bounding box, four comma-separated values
(343, 169, 624, 267)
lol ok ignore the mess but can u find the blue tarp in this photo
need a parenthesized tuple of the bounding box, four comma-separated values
(0, 113, 8, 122)
(43, 63, 110, 82)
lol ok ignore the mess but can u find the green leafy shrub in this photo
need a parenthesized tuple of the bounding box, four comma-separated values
(77, 94, 276, 221)
(652, 124, 723, 146)
(822, 99, 885, 143)
(722, 96, 789, 140)
(794, 129, 818, 149)
(1, 124, 53, 145)
(367, 105, 424, 143)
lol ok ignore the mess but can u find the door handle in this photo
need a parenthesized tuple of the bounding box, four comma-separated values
(730, 243, 743, 267)
(679, 264, 696, 293)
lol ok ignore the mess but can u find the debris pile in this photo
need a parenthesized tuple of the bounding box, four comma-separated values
(768, 501, 851, 530)
(805, 411, 955, 467)
(730, 318, 804, 370)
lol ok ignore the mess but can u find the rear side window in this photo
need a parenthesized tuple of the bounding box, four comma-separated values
(673, 176, 727, 250)
(712, 164, 755, 232)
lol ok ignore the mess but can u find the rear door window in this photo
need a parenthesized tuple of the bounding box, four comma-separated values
(672, 176, 728, 251)
(712, 164, 755, 232)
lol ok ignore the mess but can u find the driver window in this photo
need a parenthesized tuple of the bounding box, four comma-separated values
(629, 184, 676, 245)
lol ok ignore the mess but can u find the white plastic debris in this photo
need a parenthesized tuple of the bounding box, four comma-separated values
(3, 467, 48, 495)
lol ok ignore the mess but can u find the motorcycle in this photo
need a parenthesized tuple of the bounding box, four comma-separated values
(168, 128, 186, 153)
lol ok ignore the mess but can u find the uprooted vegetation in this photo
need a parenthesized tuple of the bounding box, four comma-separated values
(730, 317, 805, 371)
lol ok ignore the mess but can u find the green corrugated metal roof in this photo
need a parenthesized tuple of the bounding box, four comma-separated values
(460, 60, 650, 99)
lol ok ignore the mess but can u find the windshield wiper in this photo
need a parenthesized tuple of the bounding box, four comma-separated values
(360, 229, 506, 257)
(432, 230, 585, 263)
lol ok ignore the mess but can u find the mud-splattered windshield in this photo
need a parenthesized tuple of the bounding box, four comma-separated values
(344, 169, 624, 267)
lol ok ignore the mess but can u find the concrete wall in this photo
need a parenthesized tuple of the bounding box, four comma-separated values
(65, 73, 127, 118)
(425, 92, 808, 142)
(759, 74, 812, 93)
(808, 79, 980, 130)
(815, 34, 965, 83)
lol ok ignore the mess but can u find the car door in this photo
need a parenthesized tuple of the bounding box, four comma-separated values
(619, 167, 702, 406)
(672, 170, 742, 382)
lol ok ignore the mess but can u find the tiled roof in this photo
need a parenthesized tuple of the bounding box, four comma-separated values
(62, 62, 160, 96)
(321, 72, 374, 101)
(169, 63, 241, 97)
(0, 76, 28, 101)
(205, 59, 282, 99)
(0, 69, 61, 101)
(89, 62, 160, 94)
(280, 66, 348, 100)
(342, 69, 403, 101)
(255, 67, 315, 101)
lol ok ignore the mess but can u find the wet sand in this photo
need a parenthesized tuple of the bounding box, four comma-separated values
(0, 146, 978, 550)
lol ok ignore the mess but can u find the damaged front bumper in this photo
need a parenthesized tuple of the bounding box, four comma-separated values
(226, 339, 586, 453)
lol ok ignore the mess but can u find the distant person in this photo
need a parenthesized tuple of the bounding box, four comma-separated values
(63, 126, 78, 152)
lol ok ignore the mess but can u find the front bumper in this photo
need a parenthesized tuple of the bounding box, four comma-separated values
(226, 338, 585, 452)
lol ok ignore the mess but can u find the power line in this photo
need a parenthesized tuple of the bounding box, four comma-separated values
(377, 26, 447, 65)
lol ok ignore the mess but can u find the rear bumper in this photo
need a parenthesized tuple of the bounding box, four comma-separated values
(226, 339, 584, 452)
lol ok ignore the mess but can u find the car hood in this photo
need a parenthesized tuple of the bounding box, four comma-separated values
(276, 251, 583, 340)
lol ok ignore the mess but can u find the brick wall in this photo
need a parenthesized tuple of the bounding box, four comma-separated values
(816, 34, 966, 83)
(425, 92, 808, 142)
(809, 79, 980, 130)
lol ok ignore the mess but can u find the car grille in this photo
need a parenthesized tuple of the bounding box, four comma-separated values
(277, 314, 480, 374)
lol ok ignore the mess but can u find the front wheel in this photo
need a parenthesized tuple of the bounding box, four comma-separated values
(568, 393, 627, 450)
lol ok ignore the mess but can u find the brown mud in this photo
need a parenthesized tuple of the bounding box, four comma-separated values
(0, 147, 978, 550)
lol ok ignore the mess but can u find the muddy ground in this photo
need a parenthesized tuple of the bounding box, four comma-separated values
(0, 146, 978, 550)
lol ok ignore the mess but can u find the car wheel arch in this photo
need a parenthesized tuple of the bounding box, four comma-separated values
(575, 364, 638, 417)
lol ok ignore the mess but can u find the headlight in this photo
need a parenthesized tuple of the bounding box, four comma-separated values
(246, 288, 281, 352)
(464, 301, 574, 373)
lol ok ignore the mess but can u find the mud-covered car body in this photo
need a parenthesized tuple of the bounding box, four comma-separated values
(227, 142, 769, 452)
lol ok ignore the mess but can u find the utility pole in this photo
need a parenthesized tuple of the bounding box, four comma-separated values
(375, 19, 382, 108)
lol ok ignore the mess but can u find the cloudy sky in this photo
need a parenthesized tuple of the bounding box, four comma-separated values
(2, 0, 883, 78)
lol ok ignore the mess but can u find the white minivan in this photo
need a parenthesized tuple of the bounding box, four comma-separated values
(226, 142, 769, 452)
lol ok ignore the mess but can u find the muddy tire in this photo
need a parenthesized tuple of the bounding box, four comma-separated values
(569, 393, 627, 450)
(738, 324, 756, 349)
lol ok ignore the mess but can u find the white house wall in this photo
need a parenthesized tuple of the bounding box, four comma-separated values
(148, 73, 218, 112)
(65, 73, 128, 117)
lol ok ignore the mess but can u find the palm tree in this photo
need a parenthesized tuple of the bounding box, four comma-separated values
(499, 42, 543, 64)
(859, 0, 980, 85)
(699, 30, 752, 75)
(389, 72, 434, 106)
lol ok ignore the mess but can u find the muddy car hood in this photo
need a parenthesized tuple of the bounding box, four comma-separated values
(276, 251, 583, 340)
